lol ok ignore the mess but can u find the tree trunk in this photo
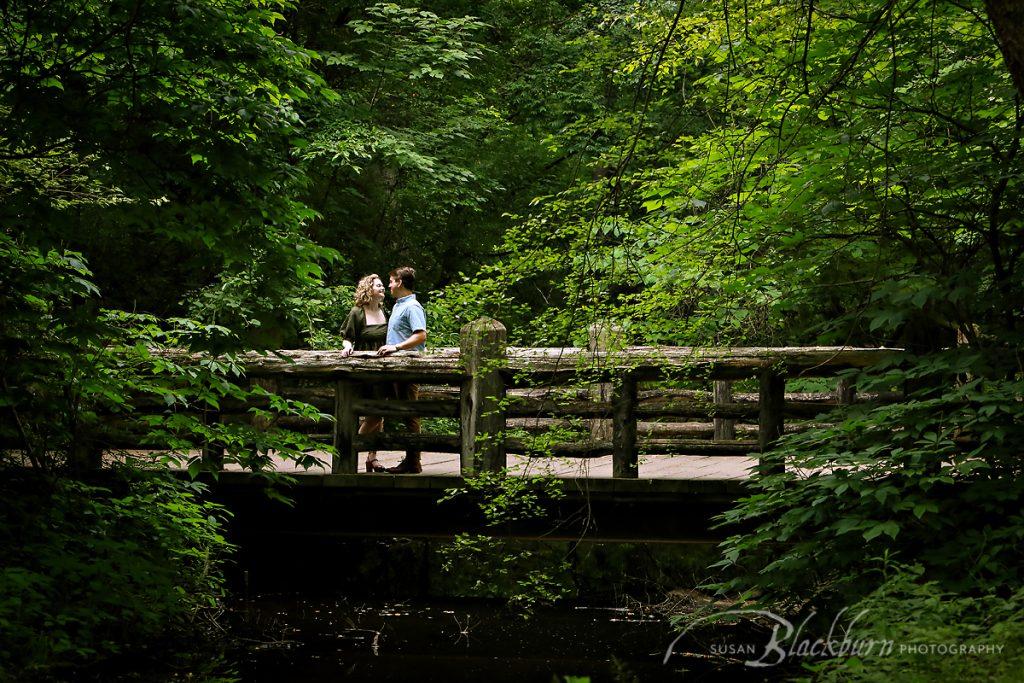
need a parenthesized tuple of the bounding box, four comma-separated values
(985, 0, 1024, 98)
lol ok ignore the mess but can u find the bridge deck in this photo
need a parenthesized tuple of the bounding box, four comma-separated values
(219, 450, 756, 481)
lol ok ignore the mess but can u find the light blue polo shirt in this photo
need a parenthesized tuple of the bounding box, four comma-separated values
(387, 294, 426, 351)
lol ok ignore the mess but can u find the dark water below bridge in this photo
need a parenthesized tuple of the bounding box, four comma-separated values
(83, 538, 782, 681)
(200, 537, 779, 682)
(224, 595, 715, 682)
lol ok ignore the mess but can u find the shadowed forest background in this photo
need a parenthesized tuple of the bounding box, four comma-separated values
(2, 0, 1024, 679)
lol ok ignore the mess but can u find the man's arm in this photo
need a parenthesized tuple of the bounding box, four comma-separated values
(377, 329, 426, 355)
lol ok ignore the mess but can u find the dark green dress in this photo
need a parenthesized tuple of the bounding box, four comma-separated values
(340, 306, 390, 399)
(340, 306, 388, 352)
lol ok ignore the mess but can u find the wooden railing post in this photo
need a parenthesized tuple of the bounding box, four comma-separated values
(587, 322, 624, 442)
(758, 370, 786, 475)
(332, 379, 358, 474)
(251, 377, 278, 432)
(713, 380, 735, 441)
(201, 409, 224, 470)
(612, 372, 638, 478)
(460, 318, 507, 475)
(69, 437, 102, 473)
(836, 377, 856, 406)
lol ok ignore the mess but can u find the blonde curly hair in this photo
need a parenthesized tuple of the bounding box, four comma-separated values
(353, 273, 382, 307)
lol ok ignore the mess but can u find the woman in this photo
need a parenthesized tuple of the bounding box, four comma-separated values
(339, 274, 388, 472)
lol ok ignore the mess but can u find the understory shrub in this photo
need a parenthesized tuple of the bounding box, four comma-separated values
(807, 564, 1024, 682)
(714, 350, 1024, 606)
(0, 470, 233, 679)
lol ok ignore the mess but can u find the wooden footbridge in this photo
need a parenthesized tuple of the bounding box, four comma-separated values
(156, 319, 900, 542)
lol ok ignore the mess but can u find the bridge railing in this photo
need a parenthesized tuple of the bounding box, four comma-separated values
(188, 317, 899, 478)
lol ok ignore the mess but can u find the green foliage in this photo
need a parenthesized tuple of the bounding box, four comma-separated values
(805, 564, 1024, 682)
(296, 283, 357, 349)
(283, 0, 605, 303)
(0, 471, 233, 678)
(439, 470, 571, 614)
(441, 533, 574, 614)
(1, 1, 342, 673)
(402, 1, 1024, 644)
(713, 351, 1024, 605)
(298, 2, 502, 286)
(2, 0, 1023, 673)
(440, 468, 566, 524)
(1, 0, 339, 340)
(1, 235, 331, 476)
(435, 0, 1021, 351)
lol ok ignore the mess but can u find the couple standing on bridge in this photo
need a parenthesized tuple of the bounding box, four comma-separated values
(338, 266, 427, 475)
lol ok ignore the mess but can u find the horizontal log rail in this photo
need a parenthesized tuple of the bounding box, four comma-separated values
(121, 323, 903, 479)
(213, 345, 898, 381)
(352, 398, 459, 418)
(261, 385, 900, 413)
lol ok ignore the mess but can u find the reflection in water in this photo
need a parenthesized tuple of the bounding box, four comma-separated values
(225, 595, 698, 682)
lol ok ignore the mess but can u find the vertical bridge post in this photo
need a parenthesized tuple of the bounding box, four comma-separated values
(201, 407, 224, 471)
(460, 318, 507, 475)
(250, 377, 278, 431)
(713, 380, 735, 441)
(332, 379, 358, 474)
(251, 376, 279, 470)
(757, 369, 786, 475)
(836, 377, 856, 406)
(612, 371, 638, 478)
(588, 322, 624, 442)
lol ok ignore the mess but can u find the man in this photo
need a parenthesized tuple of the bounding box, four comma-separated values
(377, 266, 427, 473)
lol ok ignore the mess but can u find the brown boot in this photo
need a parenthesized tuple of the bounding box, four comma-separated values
(387, 453, 422, 474)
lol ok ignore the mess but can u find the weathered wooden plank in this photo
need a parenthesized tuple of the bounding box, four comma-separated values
(355, 433, 461, 453)
(634, 402, 757, 419)
(507, 417, 761, 439)
(576, 418, 812, 437)
(506, 394, 840, 419)
(637, 389, 900, 405)
(96, 415, 774, 452)
(504, 439, 610, 458)
(419, 385, 588, 401)
(505, 398, 610, 418)
(640, 438, 758, 456)
(169, 396, 838, 433)
(503, 346, 901, 380)
(242, 349, 465, 381)
(280, 385, 337, 400)
(351, 398, 459, 418)
(504, 437, 757, 458)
